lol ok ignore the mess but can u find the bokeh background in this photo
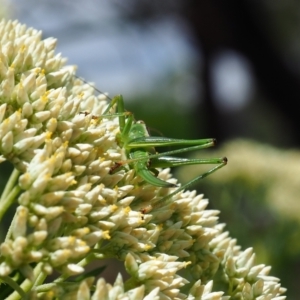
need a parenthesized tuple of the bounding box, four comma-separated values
(2, 0, 300, 297)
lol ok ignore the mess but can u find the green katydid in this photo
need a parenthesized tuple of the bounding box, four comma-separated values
(98, 94, 227, 201)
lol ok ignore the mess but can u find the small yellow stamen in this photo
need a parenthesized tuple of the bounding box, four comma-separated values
(110, 204, 118, 212)
(124, 206, 131, 214)
(143, 244, 151, 251)
(45, 131, 52, 140)
(103, 231, 111, 240)
(20, 44, 26, 52)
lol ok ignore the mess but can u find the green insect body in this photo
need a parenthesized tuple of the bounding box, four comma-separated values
(101, 94, 227, 199)
(124, 120, 177, 188)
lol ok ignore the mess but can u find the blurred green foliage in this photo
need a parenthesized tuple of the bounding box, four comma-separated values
(126, 93, 203, 140)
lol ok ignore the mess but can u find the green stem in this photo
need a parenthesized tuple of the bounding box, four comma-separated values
(54, 254, 95, 284)
(0, 168, 20, 201)
(5, 251, 105, 297)
(34, 283, 56, 293)
(0, 168, 21, 221)
(32, 270, 48, 289)
(0, 185, 21, 221)
(4, 208, 18, 243)
(5, 263, 44, 300)
(0, 276, 26, 299)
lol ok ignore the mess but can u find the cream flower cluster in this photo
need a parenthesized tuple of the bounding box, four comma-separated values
(0, 20, 285, 299)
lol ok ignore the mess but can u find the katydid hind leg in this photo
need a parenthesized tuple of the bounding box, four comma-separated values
(150, 156, 227, 168)
(127, 136, 216, 149)
(152, 157, 228, 208)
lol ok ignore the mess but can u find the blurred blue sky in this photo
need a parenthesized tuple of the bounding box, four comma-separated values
(8, 0, 252, 110)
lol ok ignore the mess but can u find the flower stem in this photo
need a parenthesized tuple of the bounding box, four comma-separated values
(0, 276, 26, 299)
(0, 168, 21, 221)
(0, 168, 20, 201)
(0, 184, 22, 228)
(5, 263, 44, 300)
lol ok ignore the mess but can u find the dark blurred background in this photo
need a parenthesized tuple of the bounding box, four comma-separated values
(4, 0, 300, 297)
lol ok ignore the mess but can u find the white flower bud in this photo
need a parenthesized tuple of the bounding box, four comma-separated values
(0, 103, 7, 123)
(51, 249, 72, 266)
(252, 279, 264, 297)
(1, 131, 13, 154)
(1, 67, 14, 99)
(64, 263, 84, 276)
(0, 110, 21, 139)
(77, 280, 90, 300)
(92, 278, 109, 299)
(12, 206, 28, 239)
